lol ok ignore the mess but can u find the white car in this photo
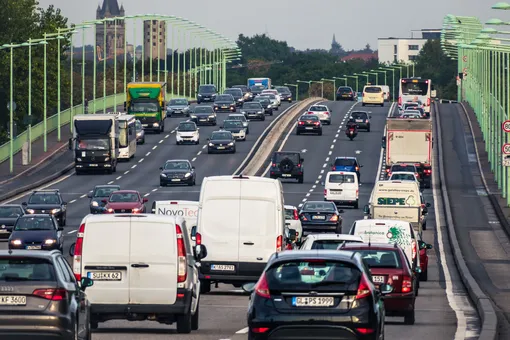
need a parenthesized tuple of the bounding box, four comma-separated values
(305, 104, 332, 125)
(222, 120, 247, 141)
(389, 171, 419, 183)
(259, 94, 279, 110)
(261, 89, 281, 105)
(227, 114, 250, 134)
(176, 121, 200, 145)
(284, 205, 303, 243)
(299, 233, 363, 250)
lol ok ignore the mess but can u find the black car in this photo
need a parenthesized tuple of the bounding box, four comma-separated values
(242, 250, 389, 340)
(87, 185, 121, 214)
(0, 204, 24, 239)
(159, 159, 196, 186)
(223, 88, 244, 107)
(337, 86, 356, 101)
(232, 85, 253, 101)
(240, 102, 265, 121)
(197, 84, 217, 104)
(296, 114, 322, 135)
(299, 201, 343, 234)
(250, 85, 265, 96)
(253, 97, 273, 115)
(350, 111, 371, 131)
(191, 105, 217, 126)
(207, 131, 236, 154)
(22, 189, 67, 226)
(213, 94, 236, 112)
(9, 214, 64, 252)
(269, 151, 304, 183)
(0, 250, 94, 339)
(275, 86, 293, 102)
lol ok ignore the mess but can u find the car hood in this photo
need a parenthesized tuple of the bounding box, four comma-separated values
(242, 109, 262, 113)
(105, 202, 142, 209)
(0, 218, 18, 227)
(25, 204, 61, 210)
(10, 229, 57, 241)
(210, 139, 234, 144)
(161, 169, 190, 175)
(177, 130, 197, 135)
(193, 112, 214, 116)
(225, 128, 244, 133)
(199, 92, 215, 96)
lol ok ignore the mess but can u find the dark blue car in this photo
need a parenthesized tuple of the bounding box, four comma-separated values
(331, 157, 362, 182)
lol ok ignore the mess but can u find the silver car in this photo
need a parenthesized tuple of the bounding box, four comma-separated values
(306, 104, 332, 125)
(166, 98, 191, 117)
(259, 95, 279, 111)
(135, 119, 145, 144)
(227, 113, 250, 134)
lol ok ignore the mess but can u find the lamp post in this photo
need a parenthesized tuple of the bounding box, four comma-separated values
(284, 83, 299, 101)
(344, 75, 359, 92)
(381, 67, 397, 100)
(363, 71, 379, 85)
(297, 80, 312, 97)
(354, 73, 369, 86)
(372, 69, 388, 85)
(333, 76, 348, 99)
(321, 79, 336, 101)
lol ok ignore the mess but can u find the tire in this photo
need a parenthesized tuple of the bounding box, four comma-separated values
(261, 116, 265, 121)
(270, 111, 273, 116)
(354, 201, 359, 209)
(176, 141, 180, 145)
(176, 307, 192, 334)
(422, 222, 427, 231)
(113, 164, 117, 173)
(232, 147, 236, 154)
(196, 140, 200, 145)
(188, 180, 194, 186)
(420, 269, 428, 281)
(296, 131, 300, 135)
(160, 182, 165, 187)
(380, 104, 384, 107)
(318, 130, 322, 136)
(200, 280, 211, 294)
(191, 299, 200, 331)
(349, 137, 354, 141)
(362, 103, 365, 107)
(246, 128, 250, 134)
(404, 310, 415, 325)
(298, 176, 304, 184)
(367, 125, 371, 132)
(61, 214, 66, 226)
(91, 320, 99, 330)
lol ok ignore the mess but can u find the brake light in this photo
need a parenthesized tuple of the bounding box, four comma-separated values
(195, 232, 202, 245)
(276, 235, 283, 252)
(307, 111, 313, 114)
(329, 215, 339, 222)
(421, 203, 425, 208)
(415, 172, 420, 178)
(324, 189, 327, 196)
(272, 163, 276, 167)
(176, 224, 187, 283)
(356, 189, 359, 198)
(297, 163, 301, 167)
(362, 92, 365, 97)
(254, 273, 271, 298)
(331, 166, 336, 170)
(293, 209, 299, 220)
(386, 168, 390, 173)
(298, 121, 304, 125)
(402, 276, 412, 293)
(73, 223, 85, 281)
(324, 111, 330, 115)
(412, 240, 417, 260)
(252, 327, 270, 333)
(356, 273, 371, 299)
(357, 328, 375, 334)
(398, 97, 402, 105)
(355, 166, 359, 171)
(32, 288, 67, 301)
(365, 119, 368, 123)
(427, 98, 431, 106)
(314, 122, 320, 126)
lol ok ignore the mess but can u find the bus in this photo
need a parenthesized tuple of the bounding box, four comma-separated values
(398, 78, 433, 113)
(117, 114, 137, 160)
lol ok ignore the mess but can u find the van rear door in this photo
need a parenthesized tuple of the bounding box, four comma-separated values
(326, 172, 358, 201)
(129, 216, 177, 305)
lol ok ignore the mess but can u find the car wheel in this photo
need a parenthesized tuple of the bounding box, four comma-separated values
(367, 125, 371, 132)
(213, 122, 217, 126)
(404, 310, 415, 325)
(354, 201, 359, 209)
(188, 180, 194, 186)
(422, 222, 427, 230)
(176, 307, 192, 333)
(261, 116, 265, 121)
(91, 320, 99, 330)
(232, 147, 236, 153)
(298, 175, 304, 184)
(318, 130, 322, 136)
(160, 182, 165, 187)
(246, 128, 250, 134)
(191, 299, 200, 330)
(141, 138, 145, 144)
(270, 111, 273, 116)
(176, 141, 180, 145)
(420, 269, 428, 281)
(362, 103, 365, 106)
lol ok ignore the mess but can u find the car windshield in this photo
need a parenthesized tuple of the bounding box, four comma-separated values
(15, 217, 54, 231)
(265, 94, 276, 99)
(302, 202, 336, 212)
(390, 173, 416, 181)
(225, 90, 241, 96)
(76, 138, 109, 151)
(338, 87, 352, 93)
(401, 82, 428, 96)
(199, 85, 216, 93)
(243, 103, 262, 109)
(27, 193, 60, 205)
(194, 106, 214, 113)
(109, 193, 139, 202)
(129, 101, 159, 113)
(265, 260, 361, 291)
(300, 115, 318, 121)
(353, 250, 402, 269)
(329, 174, 355, 183)
(334, 158, 356, 167)
(228, 115, 246, 122)
(0, 258, 56, 282)
(309, 106, 327, 111)
(284, 208, 296, 219)
(232, 86, 247, 92)
(392, 165, 416, 172)
(211, 132, 232, 140)
(365, 87, 382, 93)
(164, 161, 190, 170)
(215, 95, 232, 102)
(178, 123, 196, 131)
(351, 112, 367, 119)
(258, 99, 270, 105)
(93, 187, 120, 197)
(273, 153, 299, 164)
(169, 99, 188, 105)
(311, 240, 360, 250)
(224, 121, 243, 128)
(276, 87, 290, 93)
(0, 206, 23, 218)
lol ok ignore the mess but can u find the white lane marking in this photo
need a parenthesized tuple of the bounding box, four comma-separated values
(320, 169, 324, 174)
(116, 176, 122, 180)
(335, 134, 338, 138)
(328, 151, 332, 156)
(315, 180, 319, 184)
(261, 121, 298, 176)
(318, 175, 322, 179)
(330, 144, 334, 149)
(333, 139, 336, 143)
(152, 145, 157, 150)
(159, 139, 164, 144)
(151, 188, 158, 192)
(312, 185, 316, 189)
(143, 193, 150, 197)
(69, 199, 76, 204)
(131, 164, 137, 169)
(309, 188, 314, 192)
(302, 198, 307, 202)
(192, 157, 197, 162)
(202, 145, 206, 149)
(165, 134, 170, 138)
(305, 193, 310, 197)
(325, 157, 329, 162)
(124, 171, 129, 175)
(68, 230, 77, 234)
(80, 194, 86, 198)
(146, 152, 151, 156)
(108, 181, 114, 184)
(197, 151, 202, 155)
(236, 327, 249, 334)
(138, 158, 144, 163)
(322, 164, 327, 168)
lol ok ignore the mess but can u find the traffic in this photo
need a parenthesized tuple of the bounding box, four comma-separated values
(0, 76, 462, 340)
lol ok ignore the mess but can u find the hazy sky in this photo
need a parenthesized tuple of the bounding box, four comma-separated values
(37, 0, 498, 50)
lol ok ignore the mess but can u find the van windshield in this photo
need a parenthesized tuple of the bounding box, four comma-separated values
(329, 174, 355, 183)
(334, 158, 355, 166)
(365, 87, 382, 93)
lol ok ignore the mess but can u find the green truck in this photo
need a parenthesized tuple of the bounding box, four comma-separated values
(125, 82, 166, 133)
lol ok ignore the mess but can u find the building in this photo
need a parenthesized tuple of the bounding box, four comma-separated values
(143, 20, 167, 61)
(340, 52, 378, 62)
(377, 29, 440, 65)
(95, 0, 126, 61)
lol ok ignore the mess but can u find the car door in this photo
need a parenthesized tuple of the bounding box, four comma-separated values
(52, 216, 63, 245)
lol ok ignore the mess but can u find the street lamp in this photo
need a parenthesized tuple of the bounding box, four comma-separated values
(363, 71, 379, 84)
(321, 79, 336, 101)
(354, 73, 369, 86)
(381, 67, 398, 100)
(284, 83, 299, 101)
(372, 69, 388, 85)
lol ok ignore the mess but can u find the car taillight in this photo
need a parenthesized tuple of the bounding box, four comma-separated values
(32, 288, 67, 301)
(293, 209, 299, 220)
(307, 111, 313, 114)
(325, 111, 330, 115)
(356, 189, 359, 198)
(402, 276, 412, 293)
(362, 92, 365, 97)
(329, 215, 339, 222)
(356, 273, 371, 299)
(298, 121, 304, 125)
(276, 235, 283, 252)
(398, 97, 402, 105)
(386, 168, 390, 173)
(421, 203, 425, 208)
(365, 119, 369, 123)
(297, 163, 301, 167)
(106, 208, 114, 213)
(73, 223, 85, 281)
(324, 189, 327, 196)
(176, 224, 187, 283)
(355, 166, 359, 171)
(254, 274, 270, 298)
(314, 122, 320, 126)
(331, 166, 336, 170)
(415, 172, 420, 178)
(272, 163, 276, 167)
(252, 327, 270, 334)
(300, 214, 308, 221)
(412, 240, 417, 260)
(357, 328, 375, 334)
(195, 232, 202, 245)
(427, 98, 431, 106)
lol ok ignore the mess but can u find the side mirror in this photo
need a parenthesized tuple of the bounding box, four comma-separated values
(220, 126, 223, 129)
(363, 205, 370, 214)
(101, 199, 108, 203)
(190, 226, 197, 241)
(320, 181, 325, 186)
(207, 138, 210, 141)
(427, 243, 433, 249)
(80, 277, 94, 291)
(69, 243, 75, 256)
(192, 166, 195, 169)
(68, 138, 73, 150)
(196, 244, 207, 260)
(426, 203, 431, 207)
(143, 198, 148, 203)
(414, 266, 422, 274)
(62, 202, 67, 206)
(159, 167, 163, 170)
(242, 282, 256, 293)
(369, 116, 372, 119)
(379, 284, 393, 295)
(58, 227, 64, 231)
(338, 209, 344, 213)
(87, 193, 92, 198)
(288, 229, 297, 241)
(360, 165, 364, 168)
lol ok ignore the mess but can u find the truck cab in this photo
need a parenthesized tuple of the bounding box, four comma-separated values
(125, 82, 166, 134)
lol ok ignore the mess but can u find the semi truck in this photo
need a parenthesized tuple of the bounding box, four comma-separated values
(383, 118, 433, 187)
(125, 82, 166, 133)
(247, 78, 271, 89)
(69, 114, 119, 175)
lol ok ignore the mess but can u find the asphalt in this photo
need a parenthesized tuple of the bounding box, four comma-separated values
(439, 102, 510, 338)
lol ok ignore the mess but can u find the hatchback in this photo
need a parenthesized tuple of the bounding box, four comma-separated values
(331, 157, 362, 182)
(296, 114, 322, 135)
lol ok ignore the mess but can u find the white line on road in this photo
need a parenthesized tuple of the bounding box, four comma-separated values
(152, 145, 157, 150)
(197, 151, 202, 155)
(67, 230, 77, 234)
(146, 152, 151, 156)
(69, 199, 76, 204)
(151, 188, 158, 192)
(192, 157, 197, 162)
(131, 164, 137, 169)
(235, 327, 249, 334)
(124, 171, 129, 175)
(80, 194, 86, 198)
(116, 176, 122, 180)
(107, 181, 114, 184)
(143, 193, 150, 197)
(165, 134, 170, 138)
(159, 139, 164, 144)
(202, 145, 207, 149)
(138, 158, 144, 163)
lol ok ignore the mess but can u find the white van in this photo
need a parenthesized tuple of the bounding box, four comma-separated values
(194, 175, 287, 293)
(152, 200, 199, 243)
(324, 171, 359, 208)
(72, 214, 201, 333)
(349, 219, 419, 269)
(381, 85, 391, 102)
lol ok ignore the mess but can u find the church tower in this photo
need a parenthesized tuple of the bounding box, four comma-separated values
(95, 0, 126, 61)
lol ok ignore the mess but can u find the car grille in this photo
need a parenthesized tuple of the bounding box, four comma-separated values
(169, 174, 183, 179)
(114, 209, 131, 213)
(31, 209, 52, 214)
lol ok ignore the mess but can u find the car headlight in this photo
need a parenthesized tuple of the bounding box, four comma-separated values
(228, 142, 234, 146)
(243, 123, 248, 126)
(132, 208, 141, 214)
(257, 111, 262, 114)
(184, 172, 191, 178)
(44, 239, 56, 245)
(153, 123, 159, 127)
(91, 201, 99, 207)
(209, 143, 214, 146)
(241, 111, 246, 114)
(191, 115, 197, 119)
(76, 157, 82, 162)
(105, 157, 110, 162)
(11, 239, 22, 246)
(136, 132, 142, 137)
(160, 173, 167, 177)
(267, 105, 271, 108)
(209, 115, 215, 118)
(50, 209, 60, 214)
(198, 94, 202, 97)
(26, 209, 35, 214)
(238, 98, 243, 101)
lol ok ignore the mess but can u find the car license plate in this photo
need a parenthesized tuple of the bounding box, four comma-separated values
(282, 174, 291, 177)
(217, 146, 225, 149)
(174, 110, 181, 113)
(305, 127, 313, 130)
(142, 124, 148, 127)
(372, 276, 385, 283)
(342, 94, 349, 97)
(312, 215, 326, 220)
(355, 119, 363, 122)
(0, 229, 8, 233)
(0, 295, 26, 306)
(211, 264, 235, 271)
(222, 106, 227, 108)
(87, 271, 122, 281)
(171, 179, 181, 182)
(330, 189, 342, 193)
(204, 98, 210, 101)
(200, 119, 207, 121)
(292, 296, 334, 307)
(89, 164, 98, 167)
(26, 245, 41, 250)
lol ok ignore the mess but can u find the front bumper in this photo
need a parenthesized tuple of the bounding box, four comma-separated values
(75, 162, 113, 170)
(160, 175, 193, 185)
(192, 116, 216, 125)
(214, 106, 236, 112)
(208, 144, 235, 153)
(245, 113, 265, 120)
(176, 134, 199, 143)
(9, 242, 61, 251)
(166, 109, 189, 116)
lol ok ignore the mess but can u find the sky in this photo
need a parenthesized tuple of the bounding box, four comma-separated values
(37, 0, 499, 50)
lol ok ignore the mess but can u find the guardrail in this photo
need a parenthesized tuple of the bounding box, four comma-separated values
(0, 92, 195, 164)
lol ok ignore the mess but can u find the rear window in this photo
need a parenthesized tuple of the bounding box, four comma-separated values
(0, 257, 56, 281)
(390, 173, 416, 181)
(311, 240, 358, 250)
(392, 165, 416, 172)
(94, 187, 120, 197)
(338, 87, 351, 93)
(334, 158, 355, 166)
(273, 153, 299, 164)
(309, 106, 327, 111)
(199, 85, 216, 93)
(351, 112, 367, 119)
(284, 209, 295, 219)
(266, 260, 361, 291)
(352, 250, 402, 269)
(328, 174, 355, 183)
(300, 115, 318, 121)
(365, 87, 382, 93)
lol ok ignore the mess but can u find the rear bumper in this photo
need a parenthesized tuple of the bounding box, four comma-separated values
(270, 170, 303, 179)
(0, 314, 74, 340)
(75, 162, 113, 170)
(383, 293, 415, 315)
(301, 221, 340, 233)
(297, 126, 321, 133)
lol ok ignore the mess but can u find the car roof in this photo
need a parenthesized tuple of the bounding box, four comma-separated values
(166, 159, 190, 162)
(270, 249, 362, 265)
(390, 171, 416, 175)
(94, 184, 120, 188)
(340, 242, 402, 251)
(0, 204, 23, 207)
(111, 190, 139, 194)
(305, 234, 363, 241)
(274, 151, 300, 154)
(334, 156, 357, 160)
(0, 249, 60, 258)
(284, 205, 298, 209)
(170, 98, 188, 100)
(19, 214, 53, 218)
(302, 200, 335, 205)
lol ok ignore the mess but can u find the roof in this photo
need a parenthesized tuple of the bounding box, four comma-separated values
(271, 250, 361, 263)
(340, 52, 378, 62)
(97, 0, 122, 16)
(304, 234, 363, 241)
(334, 156, 357, 159)
(19, 214, 53, 218)
(0, 204, 23, 207)
(165, 159, 191, 163)
(284, 205, 298, 209)
(340, 242, 402, 250)
(111, 190, 139, 194)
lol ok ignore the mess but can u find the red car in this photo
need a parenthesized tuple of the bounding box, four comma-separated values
(102, 190, 148, 214)
(418, 236, 433, 281)
(339, 242, 418, 325)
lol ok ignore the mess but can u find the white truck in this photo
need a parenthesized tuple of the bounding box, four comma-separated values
(383, 118, 433, 188)
(152, 200, 199, 242)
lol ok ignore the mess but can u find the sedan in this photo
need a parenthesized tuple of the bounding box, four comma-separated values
(336, 86, 356, 101)
(135, 119, 145, 144)
(259, 94, 278, 110)
(389, 171, 419, 183)
(299, 201, 343, 234)
(0, 204, 24, 239)
(103, 190, 148, 214)
(253, 97, 273, 115)
(207, 131, 236, 154)
(191, 106, 217, 126)
(240, 102, 265, 121)
(9, 214, 64, 252)
(296, 114, 322, 135)
(227, 114, 250, 134)
(306, 105, 332, 125)
(242, 250, 389, 340)
(223, 88, 244, 107)
(350, 111, 371, 131)
(166, 98, 191, 117)
(213, 94, 237, 112)
(261, 89, 281, 105)
(222, 120, 247, 141)
(275, 86, 293, 102)
(159, 159, 196, 186)
(87, 184, 121, 214)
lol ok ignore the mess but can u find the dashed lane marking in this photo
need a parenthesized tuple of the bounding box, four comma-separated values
(146, 152, 151, 156)
(116, 176, 122, 180)
(151, 188, 158, 192)
(124, 171, 129, 175)
(202, 145, 207, 149)
(138, 158, 144, 163)
(67, 230, 77, 234)
(158, 139, 164, 144)
(152, 145, 157, 150)
(80, 194, 86, 198)
(197, 151, 202, 155)
(236, 327, 249, 334)
(143, 193, 150, 197)
(131, 164, 137, 169)
(165, 134, 170, 138)
(69, 199, 76, 204)
(107, 181, 114, 184)
(192, 157, 197, 162)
